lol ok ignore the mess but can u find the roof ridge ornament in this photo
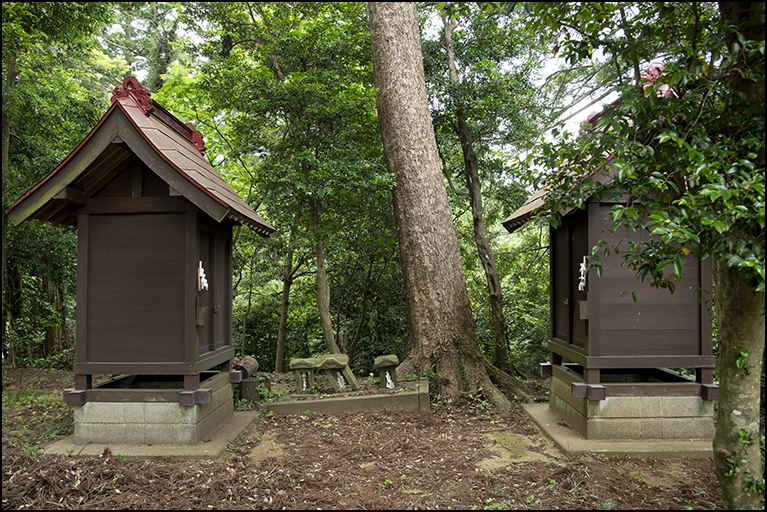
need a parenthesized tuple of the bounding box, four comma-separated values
(641, 62, 673, 97)
(185, 123, 208, 154)
(111, 76, 155, 115)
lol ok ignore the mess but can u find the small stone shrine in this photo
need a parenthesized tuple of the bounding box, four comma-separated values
(289, 355, 360, 394)
(6, 77, 275, 445)
(374, 354, 399, 389)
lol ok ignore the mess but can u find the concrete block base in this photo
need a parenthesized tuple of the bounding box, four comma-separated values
(45, 410, 259, 460)
(73, 372, 233, 445)
(524, 404, 713, 459)
(550, 365, 714, 441)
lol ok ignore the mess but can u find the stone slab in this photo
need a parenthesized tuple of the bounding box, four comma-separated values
(374, 354, 399, 368)
(315, 354, 349, 370)
(524, 403, 713, 459)
(44, 411, 259, 460)
(264, 379, 429, 415)
(289, 358, 317, 370)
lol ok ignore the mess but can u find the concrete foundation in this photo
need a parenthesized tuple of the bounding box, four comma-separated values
(524, 404, 713, 458)
(550, 364, 715, 441)
(73, 371, 233, 445)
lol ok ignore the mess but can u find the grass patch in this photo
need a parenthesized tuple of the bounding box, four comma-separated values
(2, 386, 73, 451)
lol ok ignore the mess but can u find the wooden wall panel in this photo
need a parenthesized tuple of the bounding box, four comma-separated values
(142, 166, 170, 197)
(88, 261, 182, 311)
(589, 203, 705, 360)
(87, 311, 184, 362)
(599, 329, 701, 356)
(570, 219, 589, 349)
(212, 234, 228, 351)
(86, 214, 185, 365)
(553, 227, 570, 342)
(598, 302, 701, 331)
(76, 215, 89, 364)
(93, 165, 133, 197)
(197, 231, 212, 355)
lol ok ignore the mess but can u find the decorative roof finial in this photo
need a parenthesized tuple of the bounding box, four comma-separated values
(186, 124, 208, 154)
(641, 63, 672, 97)
(111, 76, 155, 115)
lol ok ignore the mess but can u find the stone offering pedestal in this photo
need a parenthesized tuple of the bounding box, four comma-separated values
(289, 358, 318, 395)
(315, 354, 360, 392)
(289, 355, 360, 394)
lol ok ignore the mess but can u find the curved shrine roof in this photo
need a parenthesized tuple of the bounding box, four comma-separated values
(6, 76, 275, 238)
(502, 63, 673, 234)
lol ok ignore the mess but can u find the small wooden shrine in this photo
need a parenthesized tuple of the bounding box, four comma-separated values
(501, 66, 717, 441)
(6, 77, 275, 444)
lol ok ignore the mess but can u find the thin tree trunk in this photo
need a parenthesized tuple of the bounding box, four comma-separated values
(369, 2, 511, 409)
(347, 255, 377, 358)
(443, 16, 511, 375)
(333, 254, 363, 353)
(42, 266, 65, 357)
(309, 195, 340, 354)
(274, 248, 294, 373)
(2, 51, 17, 364)
(240, 249, 258, 360)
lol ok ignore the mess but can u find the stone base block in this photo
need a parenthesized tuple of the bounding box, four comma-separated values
(550, 365, 715, 441)
(266, 379, 429, 415)
(73, 372, 233, 445)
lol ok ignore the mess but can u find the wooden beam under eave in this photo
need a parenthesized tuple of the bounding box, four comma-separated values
(53, 187, 88, 205)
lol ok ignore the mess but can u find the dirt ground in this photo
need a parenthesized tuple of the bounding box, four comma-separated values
(2, 364, 730, 509)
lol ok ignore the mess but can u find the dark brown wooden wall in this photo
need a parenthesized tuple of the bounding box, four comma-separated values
(550, 202, 712, 369)
(590, 204, 705, 357)
(196, 218, 233, 357)
(74, 158, 237, 375)
(86, 213, 185, 363)
(551, 212, 589, 350)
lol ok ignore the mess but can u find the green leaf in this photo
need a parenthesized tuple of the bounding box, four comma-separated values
(713, 219, 726, 234)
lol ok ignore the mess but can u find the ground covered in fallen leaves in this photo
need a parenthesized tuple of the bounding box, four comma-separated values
(3, 365, 727, 509)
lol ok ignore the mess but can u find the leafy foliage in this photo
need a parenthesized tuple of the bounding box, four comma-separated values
(511, 2, 764, 508)
(3, 2, 122, 364)
(160, 2, 402, 368)
(420, 4, 553, 373)
(517, 2, 764, 295)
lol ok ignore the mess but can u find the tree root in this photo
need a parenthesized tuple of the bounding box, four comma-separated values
(483, 358, 532, 403)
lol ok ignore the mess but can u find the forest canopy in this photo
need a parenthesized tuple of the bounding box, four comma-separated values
(2, 3, 763, 507)
(2, 1, 553, 375)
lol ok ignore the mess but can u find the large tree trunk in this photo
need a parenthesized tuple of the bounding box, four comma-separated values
(442, 16, 511, 375)
(712, 3, 765, 510)
(712, 261, 765, 510)
(369, 2, 511, 410)
(309, 195, 341, 354)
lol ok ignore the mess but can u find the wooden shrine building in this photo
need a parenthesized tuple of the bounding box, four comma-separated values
(6, 77, 275, 445)
(501, 66, 717, 441)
